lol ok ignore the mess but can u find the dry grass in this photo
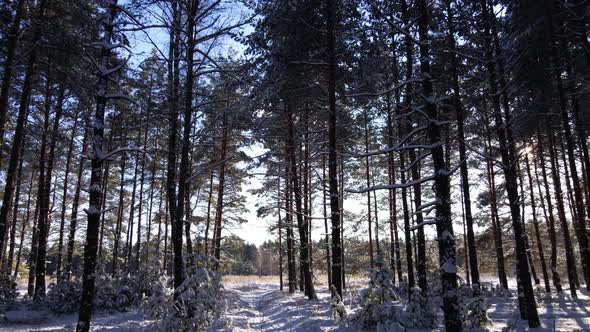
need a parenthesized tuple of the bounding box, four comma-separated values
(222, 274, 369, 289)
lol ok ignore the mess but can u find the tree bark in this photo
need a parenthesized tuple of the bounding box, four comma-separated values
(545, 129, 578, 296)
(77, 1, 119, 329)
(65, 127, 88, 280)
(0, 0, 47, 262)
(445, 0, 479, 291)
(524, 154, 550, 292)
(0, 0, 26, 157)
(325, 0, 342, 298)
(286, 102, 316, 300)
(363, 110, 374, 268)
(535, 135, 563, 292)
(213, 112, 228, 262)
(482, 0, 539, 324)
(57, 112, 79, 278)
(35, 83, 66, 300)
(417, 0, 461, 329)
(322, 154, 331, 287)
(166, 0, 183, 291)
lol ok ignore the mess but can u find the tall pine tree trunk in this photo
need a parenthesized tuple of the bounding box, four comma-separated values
(417, 0, 461, 329)
(77, 1, 119, 329)
(445, 0, 479, 291)
(481, 0, 539, 324)
(286, 102, 316, 300)
(545, 129, 578, 296)
(535, 135, 563, 292)
(35, 83, 65, 300)
(0, 0, 25, 156)
(325, 0, 342, 298)
(65, 127, 88, 280)
(0, 0, 47, 263)
(57, 113, 79, 278)
(525, 154, 550, 292)
(166, 0, 183, 291)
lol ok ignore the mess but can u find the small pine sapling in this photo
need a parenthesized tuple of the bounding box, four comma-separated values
(353, 256, 401, 329)
(330, 285, 346, 320)
(0, 274, 17, 304)
(46, 279, 81, 314)
(401, 287, 437, 329)
(463, 293, 492, 329)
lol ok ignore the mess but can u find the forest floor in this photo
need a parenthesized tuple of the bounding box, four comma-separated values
(1, 276, 590, 331)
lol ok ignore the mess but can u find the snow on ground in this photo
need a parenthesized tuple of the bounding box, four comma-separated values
(210, 282, 354, 332)
(2, 276, 590, 331)
(0, 309, 151, 331)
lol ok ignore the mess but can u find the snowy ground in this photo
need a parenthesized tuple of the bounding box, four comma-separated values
(2, 276, 590, 331)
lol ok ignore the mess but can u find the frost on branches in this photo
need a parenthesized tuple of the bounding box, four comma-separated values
(157, 254, 225, 331)
(352, 256, 402, 330)
(401, 287, 437, 329)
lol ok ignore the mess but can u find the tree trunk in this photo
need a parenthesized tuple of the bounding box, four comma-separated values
(325, 0, 342, 299)
(524, 154, 551, 292)
(213, 112, 228, 262)
(77, 1, 119, 329)
(204, 169, 214, 255)
(551, 37, 590, 290)
(5, 145, 25, 274)
(286, 102, 316, 300)
(417, 0, 461, 329)
(278, 177, 284, 291)
(322, 154, 331, 288)
(517, 163, 540, 286)
(445, 0, 479, 291)
(166, 0, 183, 291)
(145, 142, 158, 261)
(364, 110, 374, 268)
(57, 112, 80, 278)
(0, 0, 47, 263)
(0, 0, 25, 157)
(27, 199, 40, 296)
(30, 76, 52, 300)
(136, 117, 150, 269)
(14, 167, 35, 278)
(535, 135, 563, 292)
(481, 0, 539, 325)
(65, 127, 88, 280)
(545, 129, 578, 296)
(112, 139, 126, 276)
(484, 111, 508, 289)
(285, 160, 296, 293)
(35, 83, 65, 300)
(125, 134, 140, 270)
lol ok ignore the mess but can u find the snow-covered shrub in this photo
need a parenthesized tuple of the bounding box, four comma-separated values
(159, 254, 224, 331)
(114, 275, 139, 311)
(394, 278, 408, 301)
(0, 274, 17, 304)
(491, 283, 511, 298)
(462, 293, 492, 329)
(534, 285, 552, 305)
(141, 274, 171, 320)
(93, 272, 117, 312)
(46, 280, 81, 314)
(352, 256, 400, 329)
(457, 284, 474, 305)
(330, 285, 346, 320)
(136, 255, 164, 300)
(401, 287, 437, 329)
